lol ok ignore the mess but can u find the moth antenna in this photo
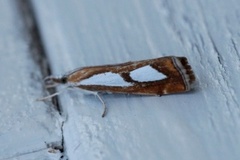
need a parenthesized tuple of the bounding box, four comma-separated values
(95, 93, 107, 118)
(45, 83, 59, 89)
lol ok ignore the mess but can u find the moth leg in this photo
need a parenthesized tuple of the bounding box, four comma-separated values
(36, 91, 61, 101)
(156, 91, 163, 97)
(36, 86, 72, 101)
(95, 93, 107, 118)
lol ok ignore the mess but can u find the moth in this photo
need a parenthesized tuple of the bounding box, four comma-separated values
(38, 56, 196, 117)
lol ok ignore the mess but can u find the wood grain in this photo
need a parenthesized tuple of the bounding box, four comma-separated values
(31, 0, 240, 159)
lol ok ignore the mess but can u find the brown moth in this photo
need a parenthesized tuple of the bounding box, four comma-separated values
(38, 56, 196, 117)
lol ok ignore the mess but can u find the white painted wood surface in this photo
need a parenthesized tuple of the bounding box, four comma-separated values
(0, 1, 62, 159)
(30, 0, 240, 159)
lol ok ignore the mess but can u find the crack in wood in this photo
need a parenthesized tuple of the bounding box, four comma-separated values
(15, 0, 66, 158)
(0, 148, 47, 160)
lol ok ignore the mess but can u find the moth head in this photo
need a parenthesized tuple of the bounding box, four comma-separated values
(36, 75, 70, 101)
(44, 75, 68, 88)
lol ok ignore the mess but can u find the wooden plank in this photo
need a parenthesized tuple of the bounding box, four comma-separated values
(0, 1, 62, 159)
(32, 0, 240, 159)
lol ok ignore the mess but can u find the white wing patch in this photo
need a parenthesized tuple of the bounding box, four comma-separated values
(79, 72, 132, 86)
(130, 65, 166, 82)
